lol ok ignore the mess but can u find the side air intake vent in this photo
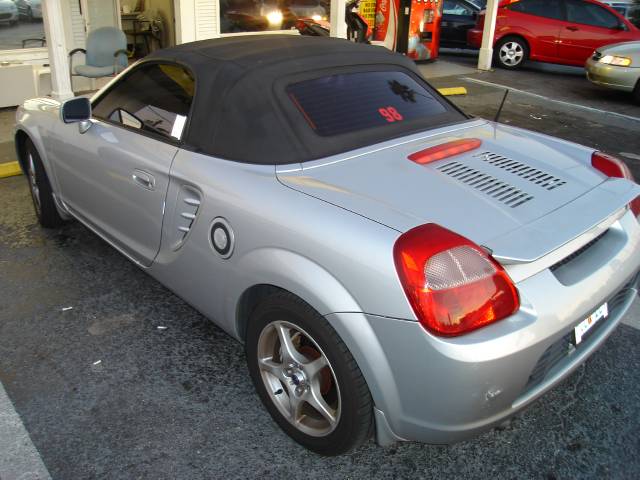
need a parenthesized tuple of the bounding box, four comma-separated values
(438, 161, 534, 208)
(172, 186, 202, 250)
(475, 152, 566, 191)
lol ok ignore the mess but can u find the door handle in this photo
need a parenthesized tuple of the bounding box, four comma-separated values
(132, 170, 155, 190)
(566, 26, 579, 31)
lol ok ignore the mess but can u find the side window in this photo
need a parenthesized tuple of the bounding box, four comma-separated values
(507, 0, 563, 20)
(92, 63, 195, 141)
(443, 0, 474, 16)
(565, 0, 622, 28)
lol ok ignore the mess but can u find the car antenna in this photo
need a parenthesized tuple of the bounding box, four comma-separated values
(494, 89, 510, 123)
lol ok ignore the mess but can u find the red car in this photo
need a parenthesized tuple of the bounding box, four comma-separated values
(468, 0, 640, 69)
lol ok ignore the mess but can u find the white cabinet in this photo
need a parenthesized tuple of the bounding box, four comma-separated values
(0, 64, 38, 108)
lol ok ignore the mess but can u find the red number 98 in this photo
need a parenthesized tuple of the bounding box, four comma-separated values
(378, 106, 404, 123)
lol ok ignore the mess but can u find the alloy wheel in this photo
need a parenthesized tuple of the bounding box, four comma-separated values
(27, 153, 41, 216)
(499, 41, 524, 67)
(256, 320, 341, 437)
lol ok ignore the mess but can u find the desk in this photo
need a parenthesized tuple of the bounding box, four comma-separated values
(121, 12, 157, 57)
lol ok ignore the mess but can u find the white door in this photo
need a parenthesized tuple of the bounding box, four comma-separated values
(81, 0, 121, 31)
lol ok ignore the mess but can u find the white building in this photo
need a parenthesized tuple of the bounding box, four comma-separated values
(0, 0, 496, 106)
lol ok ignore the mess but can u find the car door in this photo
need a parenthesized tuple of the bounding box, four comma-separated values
(441, 0, 478, 47)
(501, 0, 565, 61)
(559, 0, 632, 65)
(52, 62, 195, 267)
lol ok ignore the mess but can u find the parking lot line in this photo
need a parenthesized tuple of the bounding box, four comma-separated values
(0, 382, 51, 480)
(463, 77, 640, 123)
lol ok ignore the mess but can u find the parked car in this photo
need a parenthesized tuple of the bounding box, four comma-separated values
(14, 0, 41, 21)
(468, 0, 640, 69)
(14, 36, 640, 455)
(441, 0, 482, 48)
(0, 0, 18, 26)
(586, 40, 640, 101)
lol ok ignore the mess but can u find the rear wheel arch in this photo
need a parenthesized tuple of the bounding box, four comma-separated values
(234, 278, 403, 437)
(236, 283, 286, 342)
(230, 248, 364, 341)
(493, 28, 531, 49)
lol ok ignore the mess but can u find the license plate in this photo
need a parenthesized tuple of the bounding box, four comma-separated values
(574, 302, 608, 345)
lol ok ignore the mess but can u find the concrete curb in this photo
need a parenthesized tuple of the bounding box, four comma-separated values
(437, 87, 467, 96)
(0, 161, 22, 179)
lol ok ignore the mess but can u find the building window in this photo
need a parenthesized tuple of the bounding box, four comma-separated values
(0, 0, 46, 51)
(219, 0, 330, 34)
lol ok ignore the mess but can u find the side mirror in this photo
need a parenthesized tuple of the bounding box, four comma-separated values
(61, 97, 91, 124)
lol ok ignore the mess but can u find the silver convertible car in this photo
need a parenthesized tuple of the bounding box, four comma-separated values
(14, 36, 640, 455)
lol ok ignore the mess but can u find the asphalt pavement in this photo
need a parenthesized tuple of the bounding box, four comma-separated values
(437, 50, 640, 119)
(1, 54, 640, 479)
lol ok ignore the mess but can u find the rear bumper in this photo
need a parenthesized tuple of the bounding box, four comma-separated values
(467, 28, 483, 49)
(331, 209, 640, 445)
(585, 58, 639, 92)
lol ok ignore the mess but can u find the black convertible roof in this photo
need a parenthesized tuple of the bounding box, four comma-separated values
(145, 35, 463, 165)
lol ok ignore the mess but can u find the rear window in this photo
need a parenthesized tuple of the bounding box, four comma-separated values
(286, 71, 450, 137)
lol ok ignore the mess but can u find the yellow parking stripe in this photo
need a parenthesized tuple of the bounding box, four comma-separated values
(0, 161, 22, 179)
(437, 87, 467, 96)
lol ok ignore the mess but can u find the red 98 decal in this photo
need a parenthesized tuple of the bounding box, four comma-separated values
(378, 106, 404, 123)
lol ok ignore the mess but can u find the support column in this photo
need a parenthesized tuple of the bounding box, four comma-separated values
(477, 0, 499, 71)
(174, 0, 196, 44)
(330, 0, 347, 39)
(42, 0, 74, 100)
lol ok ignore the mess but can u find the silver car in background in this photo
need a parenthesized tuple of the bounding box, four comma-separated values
(13, 36, 640, 455)
(586, 41, 640, 102)
(14, 0, 41, 21)
(0, 0, 18, 25)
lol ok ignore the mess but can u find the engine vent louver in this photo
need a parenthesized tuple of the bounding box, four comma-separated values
(475, 152, 566, 191)
(437, 161, 534, 208)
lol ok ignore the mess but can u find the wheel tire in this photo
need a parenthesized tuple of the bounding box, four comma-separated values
(24, 139, 64, 228)
(633, 80, 640, 105)
(494, 36, 529, 70)
(246, 291, 373, 455)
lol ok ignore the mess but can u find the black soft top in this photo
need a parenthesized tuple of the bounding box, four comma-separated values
(146, 35, 464, 165)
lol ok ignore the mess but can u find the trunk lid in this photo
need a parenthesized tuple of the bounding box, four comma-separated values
(278, 121, 638, 262)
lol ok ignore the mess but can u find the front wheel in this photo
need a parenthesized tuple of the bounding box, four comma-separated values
(494, 36, 528, 69)
(24, 139, 64, 228)
(246, 292, 373, 455)
(633, 80, 640, 105)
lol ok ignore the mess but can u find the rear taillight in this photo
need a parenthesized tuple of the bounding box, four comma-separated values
(591, 151, 640, 218)
(630, 197, 640, 217)
(393, 224, 519, 336)
(591, 151, 633, 180)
